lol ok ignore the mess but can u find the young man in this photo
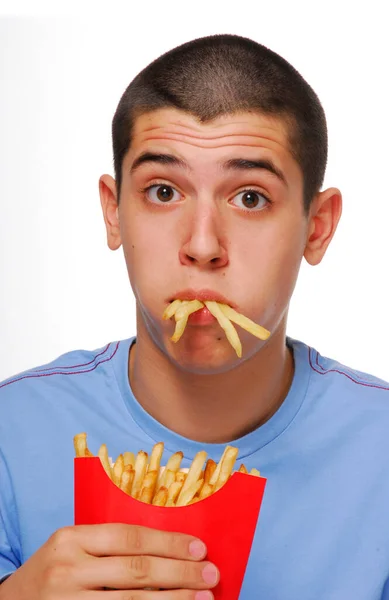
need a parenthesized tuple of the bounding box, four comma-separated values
(1, 33, 389, 599)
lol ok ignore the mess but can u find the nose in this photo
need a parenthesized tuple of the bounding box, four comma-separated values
(179, 203, 229, 269)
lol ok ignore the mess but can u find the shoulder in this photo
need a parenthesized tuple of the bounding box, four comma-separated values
(291, 337, 389, 404)
(0, 339, 127, 404)
(0, 339, 134, 456)
(0, 339, 134, 484)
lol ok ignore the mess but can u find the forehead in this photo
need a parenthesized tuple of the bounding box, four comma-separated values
(128, 108, 295, 164)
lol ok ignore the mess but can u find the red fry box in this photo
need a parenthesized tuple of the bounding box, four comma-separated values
(74, 457, 266, 600)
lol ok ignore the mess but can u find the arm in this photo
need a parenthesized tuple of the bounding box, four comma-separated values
(0, 449, 21, 585)
(382, 578, 389, 600)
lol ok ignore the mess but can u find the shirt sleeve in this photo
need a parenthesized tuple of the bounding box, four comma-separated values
(382, 578, 389, 600)
(0, 448, 21, 581)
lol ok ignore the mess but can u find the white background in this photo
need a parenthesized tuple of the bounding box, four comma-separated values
(0, 2, 388, 381)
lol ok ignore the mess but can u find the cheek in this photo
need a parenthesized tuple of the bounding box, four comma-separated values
(233, 215, 306, 309)
(120, 211, 180, 294)
(266, 230, 306, 317)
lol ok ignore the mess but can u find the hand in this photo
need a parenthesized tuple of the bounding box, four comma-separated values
(0, 523, 219, 599)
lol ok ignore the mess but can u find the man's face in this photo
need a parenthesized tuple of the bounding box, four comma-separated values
(111, 109, 310, 372)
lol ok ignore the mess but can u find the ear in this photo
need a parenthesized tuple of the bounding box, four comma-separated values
(99, 174, 121, 251)
(304, 187, 342, 265)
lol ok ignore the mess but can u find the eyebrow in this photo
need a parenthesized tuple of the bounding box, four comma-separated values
(130, 152, 188, 173)
(223, 158, 287, 185)
(130, 152, 287, 186)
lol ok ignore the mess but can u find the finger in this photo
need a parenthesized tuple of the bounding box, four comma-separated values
(76, 524, 208, 561)
(79, 555, 219, 591)
(83, 589, 214, 600)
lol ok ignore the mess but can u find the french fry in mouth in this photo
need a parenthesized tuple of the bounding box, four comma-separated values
(204, 301, 243, 358)
(175, 300, 203, 321)
(171, 300, 203, 343)
(171, 315, 190, 343)
(218, 304, 270, 341)
(163, 297, 270, 357)
(162, 299, 182, 320)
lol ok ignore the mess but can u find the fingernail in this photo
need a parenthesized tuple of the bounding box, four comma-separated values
(195, 592, 213, 600)
(189, 539, 207, 558)
(202, 563, 219, 585)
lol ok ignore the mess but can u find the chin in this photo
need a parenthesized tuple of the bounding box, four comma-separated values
(167, 337, 244, 375)
(173, 355, 240, 375)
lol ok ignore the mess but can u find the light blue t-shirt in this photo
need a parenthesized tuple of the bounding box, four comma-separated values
(1, 337, 389, 598)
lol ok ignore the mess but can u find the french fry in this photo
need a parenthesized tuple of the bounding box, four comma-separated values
(218, 303, 270, 341)
(149, 442, 164, 472)
(152, 486, 168, 506)
(239, 464, 248, 474)
(199, 482, 214, 499)
(139, 470, 158, 504)
(98, 443, 112, 480)
(189, 496, 201, 504)
(165, 481, 184, 506)
(214, 446, 238, 491)
(170, 300, 205, 343)
(204, 301, 242, 358)
(165, 451, 184, 473)
(170, 300, 190, 342)
(162, 469, 176, 492)
(176, 478, 204, 507)
(204, 459, 217, 484)
(171, 316, 189, 343)
(250, 468, 261, 477)
(73, 433, 88, 457)
(175, 299, 203, 321)
(123, 452, 135, 468)
(176, 451, 207, 506)
(120, 467, 134, 495)
(209, 446, 229, 487)
(162, 299, 182, 320)
(131, 451, 148, 499)
(175, 471, 187, 483)
(112, 454, 124, 486)
(157, 451, 184, 488)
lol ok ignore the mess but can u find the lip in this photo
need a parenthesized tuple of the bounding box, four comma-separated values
(168, 289, 236, 308)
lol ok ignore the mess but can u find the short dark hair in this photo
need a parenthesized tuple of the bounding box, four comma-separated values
(112, 34, 327, 211)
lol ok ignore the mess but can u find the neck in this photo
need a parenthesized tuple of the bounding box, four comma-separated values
(129, 319, 294, 444)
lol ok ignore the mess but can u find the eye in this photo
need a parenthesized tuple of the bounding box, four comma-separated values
(145, 184, 181, 204)
(230, 190, 269, 211)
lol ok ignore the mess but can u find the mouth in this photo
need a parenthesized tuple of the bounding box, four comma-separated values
(167, 289, 236, 326)
(164, 290, 270, 356)
(187, 305, 216, 325)
(168, 289, 236, 308)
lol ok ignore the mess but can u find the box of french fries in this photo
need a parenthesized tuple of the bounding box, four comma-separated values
(74, 433, 266, 599)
